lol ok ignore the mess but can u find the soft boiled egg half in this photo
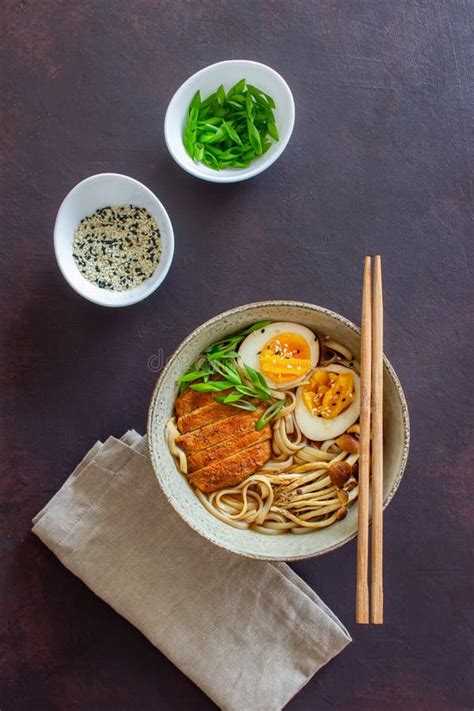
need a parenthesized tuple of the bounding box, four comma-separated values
(295, 364, 360, 440)
(238, 322, 320, 390)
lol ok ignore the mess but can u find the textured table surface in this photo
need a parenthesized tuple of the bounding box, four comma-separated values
(1, 2, 472, 709)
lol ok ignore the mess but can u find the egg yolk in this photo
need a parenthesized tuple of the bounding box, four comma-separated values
(259, 332, 312, 383)
(303, 370, 355, 419)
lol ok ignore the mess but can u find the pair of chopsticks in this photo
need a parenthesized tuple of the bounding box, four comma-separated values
(356, 256, 384, 624)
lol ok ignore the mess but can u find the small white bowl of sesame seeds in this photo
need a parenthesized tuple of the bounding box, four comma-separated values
(54, 173, 174, 307)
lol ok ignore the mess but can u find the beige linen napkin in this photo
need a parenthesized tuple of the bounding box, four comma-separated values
(32, 432, 351, 711)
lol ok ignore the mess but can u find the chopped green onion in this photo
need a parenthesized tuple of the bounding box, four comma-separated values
(176, 369, 211, 384)
(190, 380, 234, 392)
(176, 320, 287, 423)
(256, 399, 286, 431)
(182, 79, 279, 171)
(244, 363, 270, 392)
(215, 397, 257, 411)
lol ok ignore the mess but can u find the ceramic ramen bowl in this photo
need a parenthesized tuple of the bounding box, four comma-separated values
(147, 301, 410, 561)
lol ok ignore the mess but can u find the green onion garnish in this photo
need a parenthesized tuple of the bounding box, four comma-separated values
(182, 79, 279, 171)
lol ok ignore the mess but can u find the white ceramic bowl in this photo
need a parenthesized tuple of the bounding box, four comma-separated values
(148, 301, 410, 561)
(164, 60, 295, 183)
(54, 173, 174, 307)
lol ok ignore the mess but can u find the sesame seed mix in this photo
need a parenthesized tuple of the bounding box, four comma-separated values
(72, 205, 162, 291)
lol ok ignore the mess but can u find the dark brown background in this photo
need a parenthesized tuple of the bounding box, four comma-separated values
(1, 1, 472, 709)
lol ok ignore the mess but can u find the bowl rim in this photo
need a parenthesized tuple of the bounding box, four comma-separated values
(147, 300, 411, 561)
(164, 59, 295, 184)
(53, 172, 175, 307)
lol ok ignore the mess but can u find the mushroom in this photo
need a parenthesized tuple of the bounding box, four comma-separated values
(336, 433, 359, 454)
(351, 460, 359, 480)
(335, 506, 348, 520)
(336, 489, 349, 504)
(347, 423, 360, 435)
(329, 460, 353, 488)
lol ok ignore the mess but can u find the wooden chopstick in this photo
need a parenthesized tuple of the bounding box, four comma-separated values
(356, 256, 372, 624)
(356, 255, 385, 624)
(371, 255, 384, 623)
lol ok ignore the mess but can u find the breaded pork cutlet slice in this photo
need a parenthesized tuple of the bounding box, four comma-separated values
(189, 440, 272, 493)
(176, 406, 266, 455)
(187, 425, 271, 472)
(177, 401, 236, 434)
(175, 388, 230, 417)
